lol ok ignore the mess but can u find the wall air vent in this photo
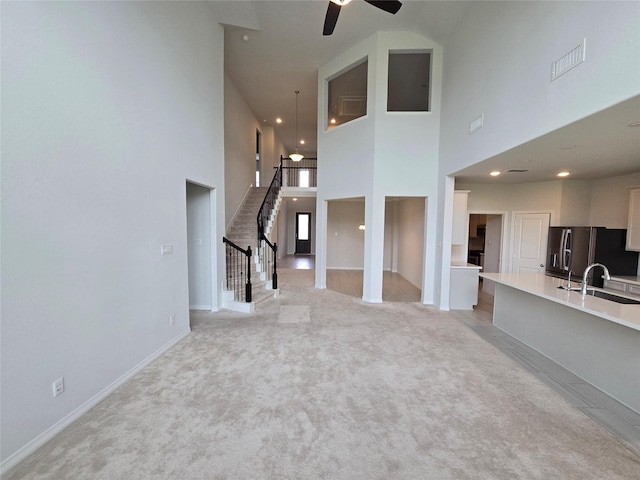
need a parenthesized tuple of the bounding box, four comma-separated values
(551, 39, 586, 81)
(338, 96, 366, 116)
(507, 169, 529, 173)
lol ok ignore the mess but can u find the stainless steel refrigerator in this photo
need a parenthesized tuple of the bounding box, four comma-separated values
(546, 227, 639, 287)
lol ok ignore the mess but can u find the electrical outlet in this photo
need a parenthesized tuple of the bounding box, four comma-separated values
(169, 314, 175, 326)
(52, 378, 64, 397)
(161, 244, 173, 255)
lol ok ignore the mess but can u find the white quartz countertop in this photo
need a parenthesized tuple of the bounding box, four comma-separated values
(610, 275, 640, 286)
(480, 273, 640, 331)
(451, 262, 482, 269)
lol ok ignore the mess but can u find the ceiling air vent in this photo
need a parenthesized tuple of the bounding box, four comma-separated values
(339, 96, 366, 116)
(507, 169, 529, 173)
(551, 39, 586, 81)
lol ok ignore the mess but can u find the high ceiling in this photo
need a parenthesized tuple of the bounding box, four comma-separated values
(214, 1, 640, 183)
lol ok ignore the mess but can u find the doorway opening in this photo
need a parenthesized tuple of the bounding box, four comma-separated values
(468, 212, 505, 296)
(383, 196, 425, 302)
(186, 182, 213, 312)
(295, 212, 312, 254)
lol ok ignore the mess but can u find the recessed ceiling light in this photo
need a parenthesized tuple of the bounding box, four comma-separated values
(490, 171, 501, 176)
(276, 118, 282, 124)
(300, 139, 305, 145)
(293, 198, 298, 201)
(557, 171, 570, 177)
(628, 121, 640, 128)
(330, 118, 337, 124)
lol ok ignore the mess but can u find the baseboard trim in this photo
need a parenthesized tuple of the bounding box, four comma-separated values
(0, 329, 191, 475)
(189, 304, 212, 311)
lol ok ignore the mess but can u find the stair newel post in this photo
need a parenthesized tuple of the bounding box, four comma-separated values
(246, 245, 252, 303)
(272, 243, 278, 290)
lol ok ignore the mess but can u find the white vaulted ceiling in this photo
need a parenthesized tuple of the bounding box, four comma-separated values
(214, 1, 640, 183)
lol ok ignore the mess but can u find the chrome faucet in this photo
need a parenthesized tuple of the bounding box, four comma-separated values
(581, 263, 611, 295)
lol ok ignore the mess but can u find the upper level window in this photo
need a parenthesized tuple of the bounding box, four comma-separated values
(387, 51, 431, 112)
(327, 58, 368, 128)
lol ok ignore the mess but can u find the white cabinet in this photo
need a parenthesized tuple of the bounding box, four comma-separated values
(450, 264, 481, 309)
(627, 188, 640, 251)
(452, 190, 469, 246)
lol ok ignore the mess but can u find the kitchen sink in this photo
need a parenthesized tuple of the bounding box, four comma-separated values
(584, 289, 640, 305)
(557, 285, 640, 304)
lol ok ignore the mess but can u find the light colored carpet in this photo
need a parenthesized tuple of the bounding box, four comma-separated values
(6, 269, 640, 479)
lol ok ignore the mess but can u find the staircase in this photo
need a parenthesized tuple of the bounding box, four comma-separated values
(225, 187, 279, 309)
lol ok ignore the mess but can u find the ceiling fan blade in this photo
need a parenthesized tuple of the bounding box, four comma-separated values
(363, 0, 402, 15)
(323, 2, 341, 36)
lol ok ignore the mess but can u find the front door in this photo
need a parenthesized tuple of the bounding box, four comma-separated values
(295, 212, 311, 254)
(512, 212, 550, 274)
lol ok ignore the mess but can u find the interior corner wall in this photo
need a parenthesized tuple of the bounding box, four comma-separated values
(558, 180, 592, 226)
(393, 198, 426, 290)
(326, 200, 366, 269)
(224, 74, 262, 229)
(1, 1, 225, 467)
(589, 171, 640, 228)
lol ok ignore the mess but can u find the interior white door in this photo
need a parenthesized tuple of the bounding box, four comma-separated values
(512, 213, 550, 274)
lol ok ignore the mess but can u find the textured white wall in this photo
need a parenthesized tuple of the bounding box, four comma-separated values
(440, 1, 640, 176)
(1, 1, 225, 466)
(317, 31, 442, 303)
(589, 172, 640, 228)
(224, 75, 262, 229)
(326, 200, 366, 269)
(394, 198, 426, 290)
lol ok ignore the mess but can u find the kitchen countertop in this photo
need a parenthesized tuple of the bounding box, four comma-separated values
(610, 275, 640, 286)
(451, 261, 482, 269)
(480, 272, 640, 331)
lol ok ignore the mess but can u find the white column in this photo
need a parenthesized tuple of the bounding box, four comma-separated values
(314, 199, 328, 289)
(362, 194, 385, 303)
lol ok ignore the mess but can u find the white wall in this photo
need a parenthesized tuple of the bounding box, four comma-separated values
(326, 200, 366, 269)
(590, 172, 640, 228)
(461, 173, 640, 230)
(438, 1, 640, 306)
(440, 1, 640, 176)
(559, 181, 592, 226)
(224, 74, 262, 229)
(459, 173, 640, 279)
(392, 198, 426, 290)
(1, 1, 225, 468)
(317, 31, 442, 303)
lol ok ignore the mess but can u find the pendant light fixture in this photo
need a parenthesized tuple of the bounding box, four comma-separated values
(289, 90, 304, 162)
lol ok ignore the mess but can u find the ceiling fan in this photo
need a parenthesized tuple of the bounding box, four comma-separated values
(323, 0, 402, 36)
